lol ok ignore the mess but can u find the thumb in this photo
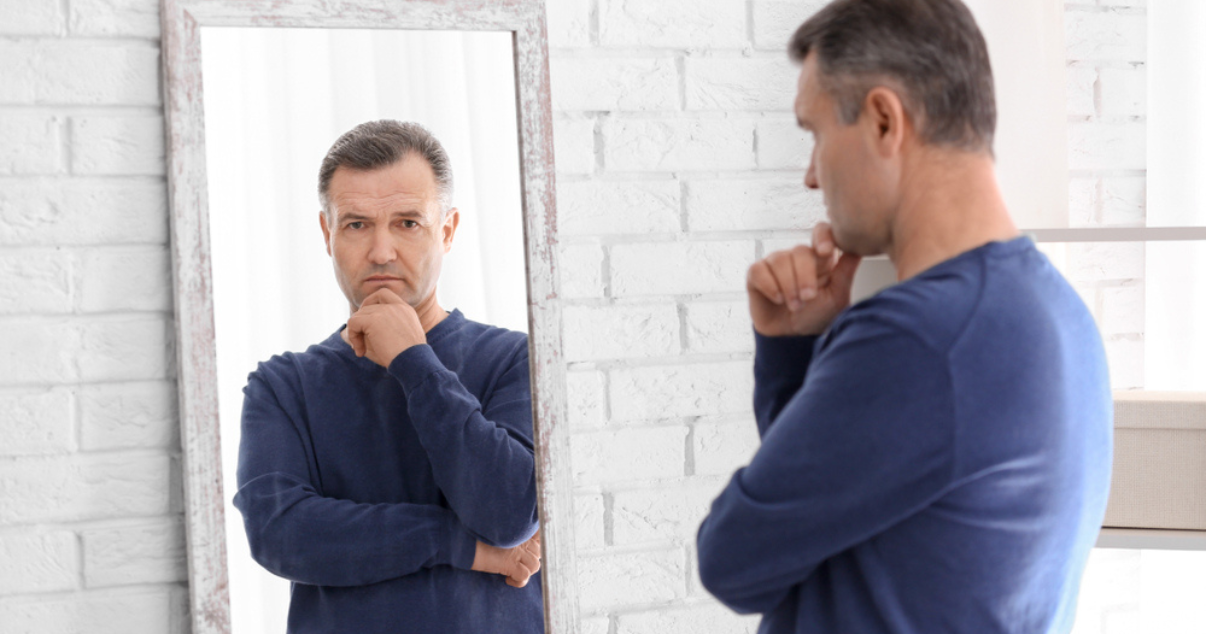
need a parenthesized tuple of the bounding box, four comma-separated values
(830, 252, 862, 292)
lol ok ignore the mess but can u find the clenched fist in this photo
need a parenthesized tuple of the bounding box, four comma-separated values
(748, 222, 862, 337)
(472, 533, 542, 588)
(342, 288, 427, 367)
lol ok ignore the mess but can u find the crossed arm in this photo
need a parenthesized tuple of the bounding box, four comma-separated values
(235, 326, 540, 587)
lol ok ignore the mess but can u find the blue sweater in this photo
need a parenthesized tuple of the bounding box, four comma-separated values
(233, 309, 543, 634)
(697, 237, 1113, 634)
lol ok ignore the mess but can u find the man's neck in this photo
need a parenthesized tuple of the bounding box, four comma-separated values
(885, 150, 1019, 281)
(411, 291, 450, 333)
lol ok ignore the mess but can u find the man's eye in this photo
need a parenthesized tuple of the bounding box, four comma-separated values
(402, 220, 418, 228)
(347, 221, 364, 230)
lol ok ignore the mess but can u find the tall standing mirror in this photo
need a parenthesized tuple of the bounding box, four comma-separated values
(161, 1, 573, 633)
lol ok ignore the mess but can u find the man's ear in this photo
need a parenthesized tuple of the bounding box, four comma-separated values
(442, 208, 460, 253)
(863, 87, 908, 157)
(319, 210, 332, 256)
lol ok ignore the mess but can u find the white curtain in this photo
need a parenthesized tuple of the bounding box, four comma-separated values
(1145, 0, 1206, 391)
(200, 27, 526, 634)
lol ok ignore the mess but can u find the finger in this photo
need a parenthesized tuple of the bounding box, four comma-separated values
(516, 551, 538, 575)
(788, 245, 819, 302)
(506, 575, 527, 588)
(359, 287, 406, 307)
(830, 251, 864, 292)
(345, 317, 366, 356)
(812, 222, 836, 258)
(747, 260, 787, 305)
(765, 250, 804, 309)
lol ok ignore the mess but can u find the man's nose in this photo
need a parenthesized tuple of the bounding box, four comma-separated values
(804, 162, 819, 190)
(367, 228, 397, 264)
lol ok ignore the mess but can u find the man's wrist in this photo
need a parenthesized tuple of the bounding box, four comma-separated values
(386, 343, 445, 393)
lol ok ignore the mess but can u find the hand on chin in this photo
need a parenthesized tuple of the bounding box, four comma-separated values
(343, 287, 426, 367)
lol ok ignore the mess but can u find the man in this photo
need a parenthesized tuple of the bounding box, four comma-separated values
(234, 120, 543, 633)
(696, 1, 1112, 633)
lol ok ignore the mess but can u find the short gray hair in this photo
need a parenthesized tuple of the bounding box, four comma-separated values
(318, 120, 454, 217)
(789, 0, 996, 154)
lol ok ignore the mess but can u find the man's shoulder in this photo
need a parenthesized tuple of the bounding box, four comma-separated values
(442, 313, 529, 360)
(833, 264, 984, 356)
(245, 330, 350, 392)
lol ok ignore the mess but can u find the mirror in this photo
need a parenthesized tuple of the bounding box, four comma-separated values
(202, 26, 526, 632)
(161, 1, 572, 633)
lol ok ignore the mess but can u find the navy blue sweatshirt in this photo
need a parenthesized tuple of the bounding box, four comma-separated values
(234, 309, 542, 634)
(697, 237, 1113, 633)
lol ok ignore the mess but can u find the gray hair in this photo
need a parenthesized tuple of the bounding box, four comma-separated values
(318, 120, 454, 217)
(789, 0, 997, 155)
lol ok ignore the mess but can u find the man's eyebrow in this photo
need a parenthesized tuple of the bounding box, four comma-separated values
(337, 209, 426, 222)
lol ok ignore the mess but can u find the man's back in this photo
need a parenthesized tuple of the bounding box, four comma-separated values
(234, 310, 543, 633)
(699, 237, 1112, 633)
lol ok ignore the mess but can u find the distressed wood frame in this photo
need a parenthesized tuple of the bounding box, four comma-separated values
(159, 1, 573, 633)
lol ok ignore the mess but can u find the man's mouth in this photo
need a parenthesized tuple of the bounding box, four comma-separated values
(364, 276, 402, 283)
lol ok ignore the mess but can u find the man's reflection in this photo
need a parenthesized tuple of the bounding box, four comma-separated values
(233, 120, 543, 633)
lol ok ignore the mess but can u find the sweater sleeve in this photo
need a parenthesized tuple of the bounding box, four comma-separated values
(753, 332, 820, 438)
(388, 341, 538, 548)
(233, 370, 478, 587)
(697, 318, 957, 614)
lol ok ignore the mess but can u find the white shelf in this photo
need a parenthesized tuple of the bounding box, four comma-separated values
(1097, 527, 1206, 551)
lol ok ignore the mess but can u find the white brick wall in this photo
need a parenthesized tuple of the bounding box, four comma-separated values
(0, 1, 1152, 633)
(0, 1, 184, 631)
(1063, 1, 1148, 392)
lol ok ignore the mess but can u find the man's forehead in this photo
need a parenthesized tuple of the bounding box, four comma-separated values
(328, 158, 440, 213)
(794, 52, 827, 126)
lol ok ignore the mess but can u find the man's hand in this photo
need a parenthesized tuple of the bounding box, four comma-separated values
(471, 533, 542, 588)
(748, 222, 862, 337)
(343, 288, 426, 367)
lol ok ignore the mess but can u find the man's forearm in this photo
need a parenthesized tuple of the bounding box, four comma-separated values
(234, 471, 477, 587)
(388, 345, 538, 547)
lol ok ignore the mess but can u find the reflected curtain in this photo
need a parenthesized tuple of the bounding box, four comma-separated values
(200, 27, 525, 634)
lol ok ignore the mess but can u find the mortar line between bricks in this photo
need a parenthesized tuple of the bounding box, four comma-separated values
(567, 352, 753, 370)
(0, 172, 166, 181)
(575, 542, 687, 559)
(69, 376, 82, 453)
(60, 115, 72, 176)
(562, 293, 749, 305)
(0, 446, 177, 464)
(557, 168, 806, 179)
(75, 531, 86, 591)
(0, 105, 164, 116)
(549, 46, 798, 59)
(0, 379, 172, 397)
(0, 581, 184, 602)
(0, 35, 161, 47)
(0, 243, 170, 255)
(745, 0, 755, 48)
(601, 368, 613, 421)
(59, 0, 71, 36)
(589, 0, 600, 46)
(0, 309, 172, 323)
(0, 513, 186, 537)
(602, 491, 614, 547)
(577, 477, 733, 496)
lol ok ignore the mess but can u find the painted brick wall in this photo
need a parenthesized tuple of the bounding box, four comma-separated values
(0, 0, 1146, 632)
(0, 0, 188, 631)
(1063, 0, 1148, 391)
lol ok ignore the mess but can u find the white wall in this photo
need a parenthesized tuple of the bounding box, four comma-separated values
(0, 0, 1151, 632)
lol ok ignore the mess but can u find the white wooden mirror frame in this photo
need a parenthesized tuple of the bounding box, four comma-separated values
(159, 1, 575, 632)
